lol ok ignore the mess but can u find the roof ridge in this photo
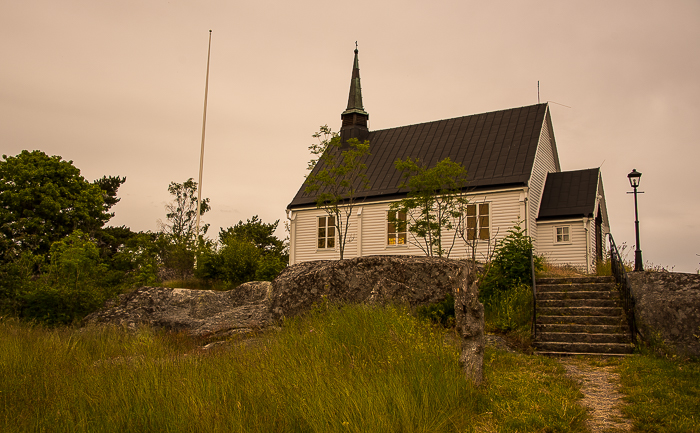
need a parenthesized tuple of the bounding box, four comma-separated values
(369, 103, 548, 134)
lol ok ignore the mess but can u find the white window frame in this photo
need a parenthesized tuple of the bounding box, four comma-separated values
(465, 202, 491, 241)
(317, 215, 336, 250)
(554, 225, 571, 245)
(386, 210, 409, 248)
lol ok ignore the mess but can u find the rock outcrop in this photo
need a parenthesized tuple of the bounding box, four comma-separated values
(268, 255, 469, 321)
(83, 281, 272, 339)
(85, 255, 486, 382)
(628, 271, 700, 358)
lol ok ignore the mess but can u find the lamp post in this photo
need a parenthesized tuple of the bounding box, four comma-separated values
(628, 169, 643, 271)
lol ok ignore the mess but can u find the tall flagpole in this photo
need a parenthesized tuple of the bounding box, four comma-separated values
(196, 30, 212, 247)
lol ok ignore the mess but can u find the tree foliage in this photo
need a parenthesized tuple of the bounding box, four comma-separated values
(218, 215, 286, 259)
(389, 157, 469, 257)
(480, 223, 543, 300)
(197, 216, 288, 286)
(0, 150, 116, 258)
(16, 231, 117, 325)
(93, 175, 126, 218)
(159, 178, 210, 242)
(157, 178, 210, 279)
(305, 126, 370, 259)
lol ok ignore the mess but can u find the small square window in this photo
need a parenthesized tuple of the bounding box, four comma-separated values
(556, 226, 570, 243)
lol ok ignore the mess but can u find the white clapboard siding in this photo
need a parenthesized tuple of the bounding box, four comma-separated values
(536, 219, 588, 271)
(292, 208, 342, 261)
(587, 217, 596, 272)
(290, 188, 527, 264)
(528, 109, 560, 249)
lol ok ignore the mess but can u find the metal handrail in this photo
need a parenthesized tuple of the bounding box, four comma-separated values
(530, 247, 537, 340)
(607, 233, 637, 344)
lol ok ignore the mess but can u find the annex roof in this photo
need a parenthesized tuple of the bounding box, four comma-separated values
(537, 168, 600, 220)
(289, 103, 550, 209)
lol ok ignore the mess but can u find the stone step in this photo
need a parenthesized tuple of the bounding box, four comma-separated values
(534, 351, 630, 357)
(538, 306, 624, 317)
(537, 315, 627, 326)
(536, 332, 631, 344)
(536, 283, 616, 293)
(536, 323, 628, 334)
(536, 276, 615, 285)
(533, 341, 634, 354)
(537, 291, 618, 301)
(538, 299, 621, 308)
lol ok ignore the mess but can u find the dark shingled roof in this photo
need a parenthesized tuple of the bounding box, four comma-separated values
(289, 103, 549, 209)
(537, 168, 600, 220)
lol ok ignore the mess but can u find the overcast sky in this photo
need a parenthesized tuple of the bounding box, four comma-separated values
(2, 0, 699, 273)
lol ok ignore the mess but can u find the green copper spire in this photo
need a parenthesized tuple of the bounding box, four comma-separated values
(342, 46, 368, 117)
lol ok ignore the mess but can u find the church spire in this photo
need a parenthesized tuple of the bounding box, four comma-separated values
(340, 43, 369, 144)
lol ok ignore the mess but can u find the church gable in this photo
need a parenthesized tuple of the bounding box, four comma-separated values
(289, 103, 550, 209)
(287, 47, 609, 273)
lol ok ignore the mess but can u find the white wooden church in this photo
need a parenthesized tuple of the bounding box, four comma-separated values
(286, 48, 610, 273)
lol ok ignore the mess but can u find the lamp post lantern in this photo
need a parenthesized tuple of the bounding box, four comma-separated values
(628, 169, 643, 271)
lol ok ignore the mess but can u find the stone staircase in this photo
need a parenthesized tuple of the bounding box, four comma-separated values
(534, 276, 634, 356)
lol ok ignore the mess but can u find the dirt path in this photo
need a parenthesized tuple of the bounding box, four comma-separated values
(559, 358, 632, 433)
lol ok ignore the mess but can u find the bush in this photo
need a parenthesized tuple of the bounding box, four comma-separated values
(480, 224, 542, 301)
(0, 252, 42, 316)
(16, 231, 119, 325)
(483, 283, 532, 333)
(415, 294, 455, 328)
(196, 217, 288, 287)
(479, 223, 540, 336)
(196, 237, 261, 287)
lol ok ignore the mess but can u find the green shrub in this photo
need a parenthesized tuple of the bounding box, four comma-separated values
(484, 282, 533, 333)
(478, 223, 539, 337)
(0, 252, 42, 316)
(196, 237, 261, 286)
(255, 254, 287, 281)
(196, 217, 288, 286)
(415, 294, 455, 327)
(16, 231, 119, 325)
(480, 223, 542, 301)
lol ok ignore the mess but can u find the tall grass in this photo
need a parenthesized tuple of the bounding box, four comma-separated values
(615, 355, 700, 432)
(1, 305, 587, 432)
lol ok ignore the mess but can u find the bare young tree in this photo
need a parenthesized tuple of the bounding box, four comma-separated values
(305, 126, 370, 260)
(389, 157, 469, 258)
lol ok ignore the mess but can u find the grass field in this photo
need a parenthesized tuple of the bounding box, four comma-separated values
(1, 304, 589, 433)
(2, 304, 698, 432)
(614, 355, 700, 433)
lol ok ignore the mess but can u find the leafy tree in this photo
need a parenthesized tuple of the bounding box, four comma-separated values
(0, 150, 116, 258)
(197, 237, 261, 287)
(305, 126, 370, 259)
(218, 215, 287, 260)
(159, 178, 210, 242)
(389, 157, 469, 257)
(93, 175, 127, 223)
(93, 226, 160, 287)
(17, 230, 116, 325)
(158, 178, 210, 279)
(197, 216, 288, 286)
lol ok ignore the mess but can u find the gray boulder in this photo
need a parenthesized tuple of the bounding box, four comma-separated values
(83, 281, 272, 339)
(268, 255, 469, 321)
(628, 271, 700, 358)
(84, 255, 486, 382)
